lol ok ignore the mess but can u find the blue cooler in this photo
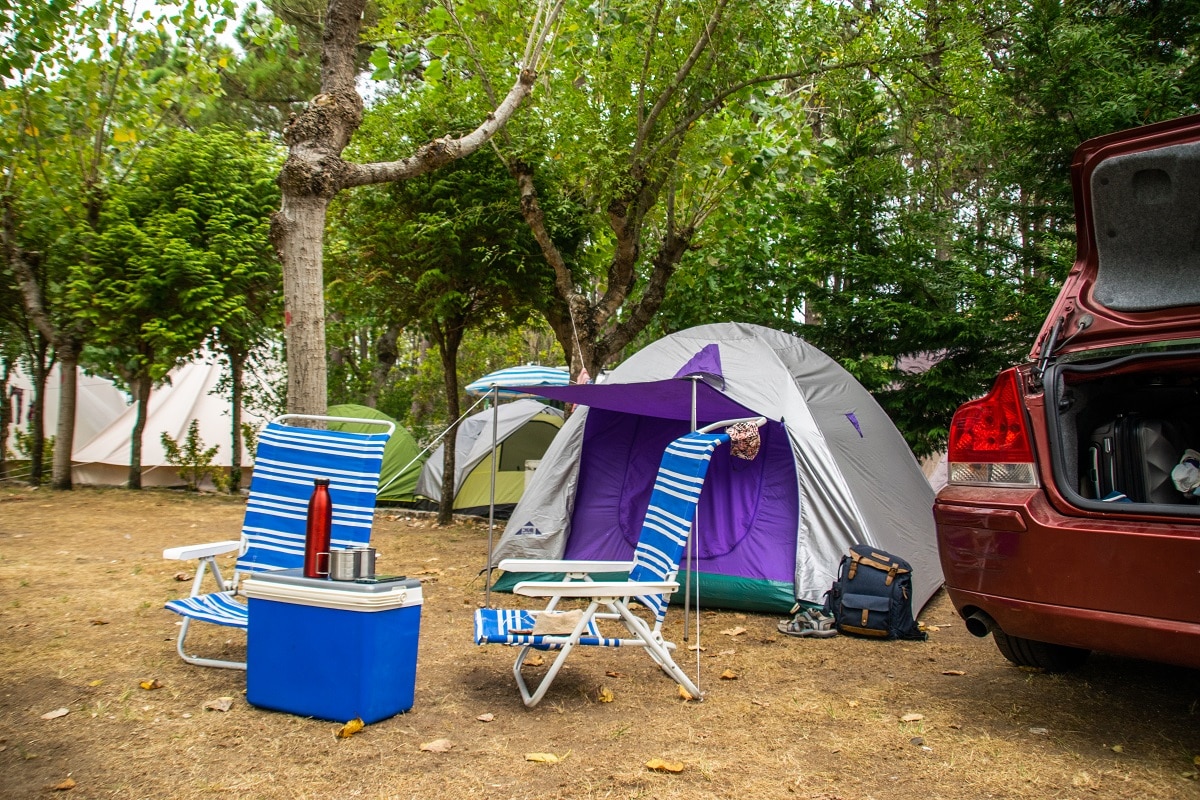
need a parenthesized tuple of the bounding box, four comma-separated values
(242, 569, 422, 723)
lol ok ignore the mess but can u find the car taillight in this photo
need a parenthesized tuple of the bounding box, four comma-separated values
(947, 369, 1038, 487)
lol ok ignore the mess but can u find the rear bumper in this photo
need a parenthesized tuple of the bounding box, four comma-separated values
(935, 486, 1200, 670)
(944, 586, 1200, 670)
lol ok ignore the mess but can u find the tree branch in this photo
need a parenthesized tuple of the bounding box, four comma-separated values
(341, 68, 537, 188)
(632, 0, 728, 161)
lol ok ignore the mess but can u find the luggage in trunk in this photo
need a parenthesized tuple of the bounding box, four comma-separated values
(1044, 352, 1200, 512)
(1087, 414, 1182, 504)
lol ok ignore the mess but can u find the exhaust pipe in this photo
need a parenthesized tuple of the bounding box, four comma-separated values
(965, 610, 995, 638)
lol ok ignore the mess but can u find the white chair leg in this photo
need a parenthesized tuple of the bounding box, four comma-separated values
(616, 604, 701, 699)
(511, 601, 600, 707)
(174, 617, 247, 671)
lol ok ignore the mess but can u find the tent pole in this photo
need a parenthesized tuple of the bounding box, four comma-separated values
(485, 385, 499, 608)
(683, 377, 698, 642)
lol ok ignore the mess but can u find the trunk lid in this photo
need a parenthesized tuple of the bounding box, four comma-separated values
(1031, 114, 1200, 365)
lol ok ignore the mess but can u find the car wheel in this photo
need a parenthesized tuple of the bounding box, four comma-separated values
(992, 629, 1090, 671)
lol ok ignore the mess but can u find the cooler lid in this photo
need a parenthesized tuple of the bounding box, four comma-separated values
(243, 569, 423, 611)
(1031, 114, 1200, 362)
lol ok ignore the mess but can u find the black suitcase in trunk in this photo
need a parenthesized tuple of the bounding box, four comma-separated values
(1088, 414, 1181, 503)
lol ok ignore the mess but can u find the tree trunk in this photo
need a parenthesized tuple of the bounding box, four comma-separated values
(127, 373, 152, 490)
(51, 342, 80, 490)
(229, 347, 245, 494)
(5, 200, 84, 491)
(436, 337, 461, 526)
(275, 193, 333, 417)
(28, 350, 48, 486)
(367, 323, 401, 408)
(271, 0, 558, 418)
(0, 357, 11, 481)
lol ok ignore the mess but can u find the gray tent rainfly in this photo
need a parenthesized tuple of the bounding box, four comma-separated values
(415, 398, 565, 518)
(490, 322, 941, 615)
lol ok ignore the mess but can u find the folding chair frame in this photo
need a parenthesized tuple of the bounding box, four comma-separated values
(163, 413, 393, 670)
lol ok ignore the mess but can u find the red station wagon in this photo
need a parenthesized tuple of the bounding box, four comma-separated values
(935, 114, 1200, 671)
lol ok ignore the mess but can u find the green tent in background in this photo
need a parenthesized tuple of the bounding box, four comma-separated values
(327, 404, 426, 503)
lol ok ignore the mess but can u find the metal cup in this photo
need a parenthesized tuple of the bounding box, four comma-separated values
(352, 547, 377, 579)
(328, 549, 359, 581)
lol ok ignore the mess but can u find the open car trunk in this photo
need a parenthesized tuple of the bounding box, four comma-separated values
(1044, 350, 1200, 514)
(1031, 118, 1200, 516)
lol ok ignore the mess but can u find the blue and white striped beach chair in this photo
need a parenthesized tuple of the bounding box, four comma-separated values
(474, 418, 763, 706)
(163, 414, 393, 669)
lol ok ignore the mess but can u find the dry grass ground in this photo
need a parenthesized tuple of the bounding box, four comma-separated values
(0, 486, 1197, 799)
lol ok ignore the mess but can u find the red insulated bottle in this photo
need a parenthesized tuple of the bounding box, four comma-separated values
(303, 478, 332, 578)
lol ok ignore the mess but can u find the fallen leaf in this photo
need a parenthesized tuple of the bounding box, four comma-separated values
(49, 777, 75, 791)
(677, 684, 695, 702)
(847, 700, 860, 708)
(686, 643, 706, 651)
(751, 699, 769, 707)
(89, 619, 108, 626)
(41, 708, 69, 720)
(335, 718, 364, 738)
(476, 713, 495, 723)
(941, 670, 966, 676)
(645, 758, 685, 773)
(604, 671, 626, 678)
(421, 738, 454, 753)
(720, 626, 747, 637)
(87, 680, 102, 688)
(1111, 745, 1124, 753)
(525, 752, 564, 763)
(174, 572, 192, 582)
(139, 679, 163, 691)
(910, 736, 925, 746)
(719, 669, 738, 680)
(900, 713, 924, 723)
(523, 654, 545, 667)
(597, 686, 614, 703)
(1029, 727, 1049, 736)
(718, 649, 736, 656)
(203, 697, 233, 712)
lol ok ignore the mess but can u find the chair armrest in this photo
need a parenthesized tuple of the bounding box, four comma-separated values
(163, 540, 241, 561)
(513, 580, 678, 599)
(498, 559, 634, 574)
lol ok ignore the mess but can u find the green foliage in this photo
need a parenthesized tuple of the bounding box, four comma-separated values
(72, 125, 279, 383)
(327, 97, 567, 430)
(240, 421, 259, 461)
(12, 427, 52, 466)
(161, 419, 225, 492)
(199, 2, 320, 132)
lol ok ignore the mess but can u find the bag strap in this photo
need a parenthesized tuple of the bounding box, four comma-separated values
(848, 551, 910, 586)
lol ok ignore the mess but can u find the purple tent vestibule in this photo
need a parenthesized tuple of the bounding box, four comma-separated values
(490, 323, 941, 615)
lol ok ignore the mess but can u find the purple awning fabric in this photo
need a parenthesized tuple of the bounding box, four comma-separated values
(673, 343, 724, 388)
(506, 378, 761, 423)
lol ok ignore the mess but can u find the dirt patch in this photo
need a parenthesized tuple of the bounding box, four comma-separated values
(0, 486, 1196, 799)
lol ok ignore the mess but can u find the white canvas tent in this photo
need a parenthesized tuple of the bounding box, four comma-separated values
(490, 323, 941, 614)
(72, 358, 265, 489)
(5, 365, 129, 458)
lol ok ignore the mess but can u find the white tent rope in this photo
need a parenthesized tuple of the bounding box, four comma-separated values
(376, 393, 490, 494)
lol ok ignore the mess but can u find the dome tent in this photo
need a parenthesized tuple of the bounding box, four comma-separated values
(415, 398, 564, 518)
(489, 323, 940, 614)
(327, 404, 425, 503)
